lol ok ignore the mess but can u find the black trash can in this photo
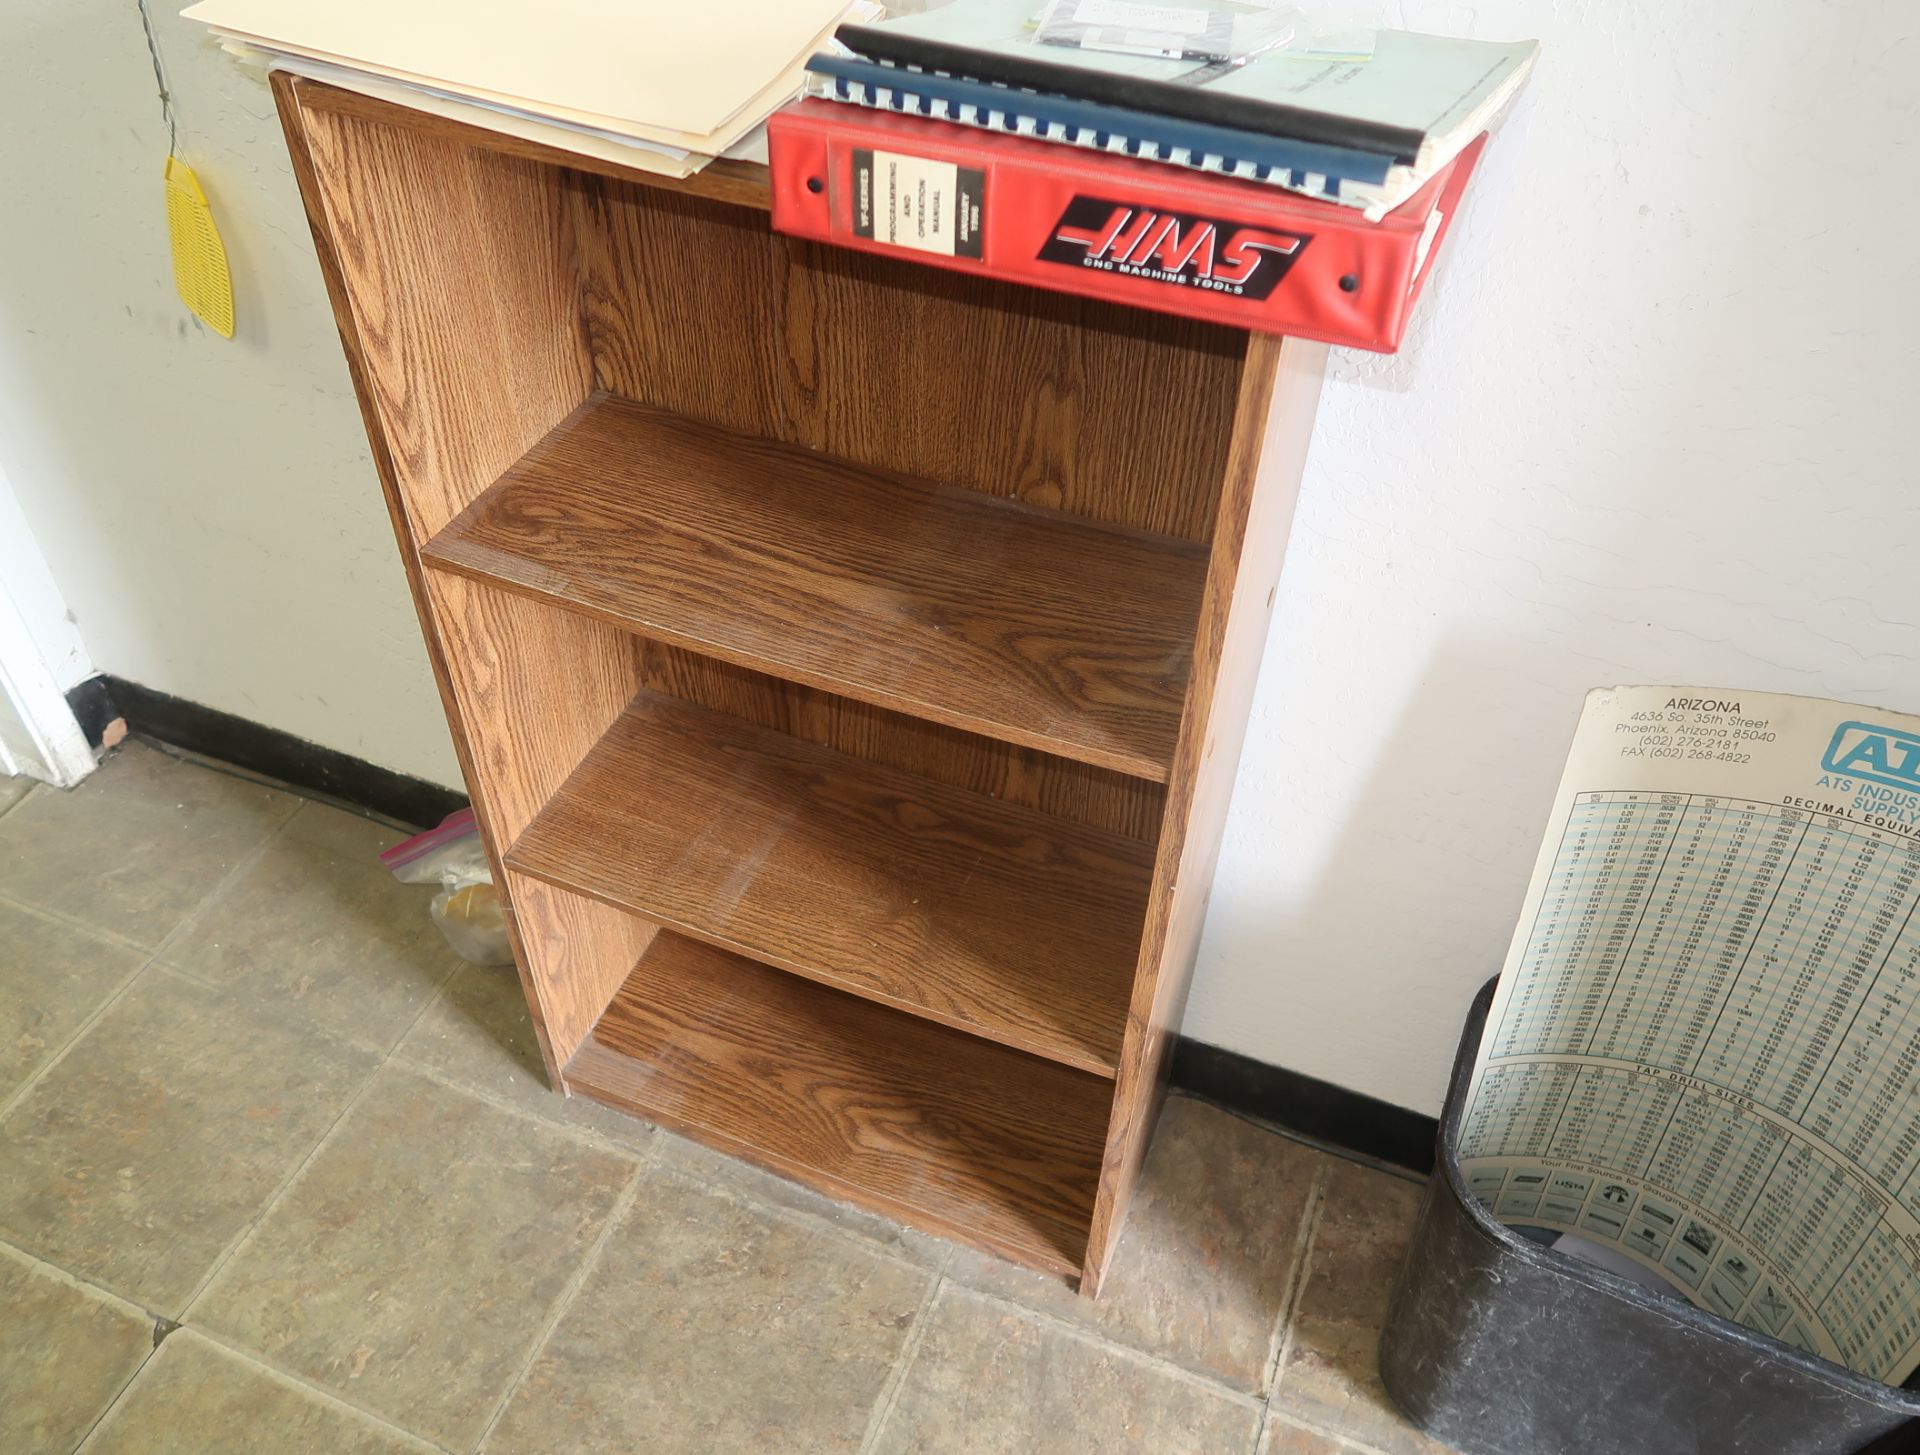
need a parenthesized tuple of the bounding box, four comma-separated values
(1378, 979, 1920, 1455)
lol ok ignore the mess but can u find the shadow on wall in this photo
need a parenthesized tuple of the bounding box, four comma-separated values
(1184, 0, 1919, 1116)
(1204, 644, 1571, 1114)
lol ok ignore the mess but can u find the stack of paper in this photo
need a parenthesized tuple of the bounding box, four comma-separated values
(1462, 686, 1920, 1382)
(183, 0, 874, 177)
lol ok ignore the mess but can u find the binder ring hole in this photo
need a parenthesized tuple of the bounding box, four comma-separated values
(806, 176, 824, 195)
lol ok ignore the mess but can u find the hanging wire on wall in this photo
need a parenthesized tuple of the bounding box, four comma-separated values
(137, 0, 179, 157)
(139, 0, 237, 339)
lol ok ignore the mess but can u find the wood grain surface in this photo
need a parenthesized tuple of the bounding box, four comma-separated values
(280, 81, 638, 1074)
(570, 931, 1111, 1276)
(421, 571, 648, 1063)
(553, 135, 1246, 542)
(276, 73, 1328, 1291)
(772, 240, 1246, 542)
(635, 647, 1168, 842)
(503, 870, 660, 1070)
(508, 688, 1154, 1076)
(293, 100, 592, 538)
(570, 177, 786, 436)
(1081, 335, 1329, 1291)
(560, 172, 1213, 839)
(423, 394, 1208, 781)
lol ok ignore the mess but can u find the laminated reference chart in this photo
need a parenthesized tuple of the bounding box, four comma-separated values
(1462, 686, 1920, 1383)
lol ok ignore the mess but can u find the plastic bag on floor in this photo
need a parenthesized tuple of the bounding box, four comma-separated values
(380, 808, 513, 965)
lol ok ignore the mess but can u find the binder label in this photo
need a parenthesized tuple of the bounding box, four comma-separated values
(1036, 195, 1308, 300)
(851, 149, 985, 259)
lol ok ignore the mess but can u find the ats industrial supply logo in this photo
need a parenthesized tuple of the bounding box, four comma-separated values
(1036, 196, 1308, 299)
(1821, 721, 1920, 793)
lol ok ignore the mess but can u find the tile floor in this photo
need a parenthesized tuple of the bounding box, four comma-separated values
(0, 742, 1450, 1455)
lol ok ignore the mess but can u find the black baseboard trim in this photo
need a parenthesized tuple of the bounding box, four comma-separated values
(64, 672, 1430, 1173)
(63, 674, 120, 751)
(1170, 1037, 1438, 1175)
(67, 675, 467, 831)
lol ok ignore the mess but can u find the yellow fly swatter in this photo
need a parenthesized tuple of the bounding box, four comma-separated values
(163, 157, 234, 337)
(141, 0, 235, 338)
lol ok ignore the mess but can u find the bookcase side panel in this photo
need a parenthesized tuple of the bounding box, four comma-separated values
(1083, 334, 1329, 1291)
(504, 869, 661, 1069)
(290, 96, 593, 538)
(277, 78, 639, 1074)
(421, 571, 650, 1066)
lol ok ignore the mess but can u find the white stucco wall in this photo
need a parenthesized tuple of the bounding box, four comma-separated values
(0, 0, 460, 785)
(2, 2, 1912, 1111)
(1181, 1, 1919, 1110)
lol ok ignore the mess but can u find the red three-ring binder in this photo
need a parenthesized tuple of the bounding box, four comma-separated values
(770, 98, 1485, 352)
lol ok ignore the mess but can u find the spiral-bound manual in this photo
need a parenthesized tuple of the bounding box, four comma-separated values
(803, 54, 1398, 214)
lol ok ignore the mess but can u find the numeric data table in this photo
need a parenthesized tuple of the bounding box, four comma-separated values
(1461, 789, 1920, 1380)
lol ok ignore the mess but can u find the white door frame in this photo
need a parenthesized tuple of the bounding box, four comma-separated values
(0, 459, 95, 787)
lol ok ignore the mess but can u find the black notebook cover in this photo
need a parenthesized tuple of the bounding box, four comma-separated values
(836, 23, 1425, 166)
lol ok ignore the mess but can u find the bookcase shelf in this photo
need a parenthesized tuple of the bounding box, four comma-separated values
(569, 928, 1111, 1276)
(274, 75, 1326, 1295)
(422, 392, 1207, 781)
(505, 686, 1151, 1076)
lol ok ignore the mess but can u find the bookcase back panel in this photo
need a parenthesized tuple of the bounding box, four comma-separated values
(568, 177, 786, 439)
(561, 172, 1204, 836)
(635, 642, 1165, 842)
(568, 175, 1245, 544)
(773, 239, 1245, 544)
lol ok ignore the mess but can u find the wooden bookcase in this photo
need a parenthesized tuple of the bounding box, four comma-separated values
(273, 75, 1325, 1294)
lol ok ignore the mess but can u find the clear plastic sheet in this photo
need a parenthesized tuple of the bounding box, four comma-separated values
(380, 808, 514, 966)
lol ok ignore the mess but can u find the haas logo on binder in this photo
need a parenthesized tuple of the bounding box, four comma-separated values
(1037, 196, 1309, 299)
